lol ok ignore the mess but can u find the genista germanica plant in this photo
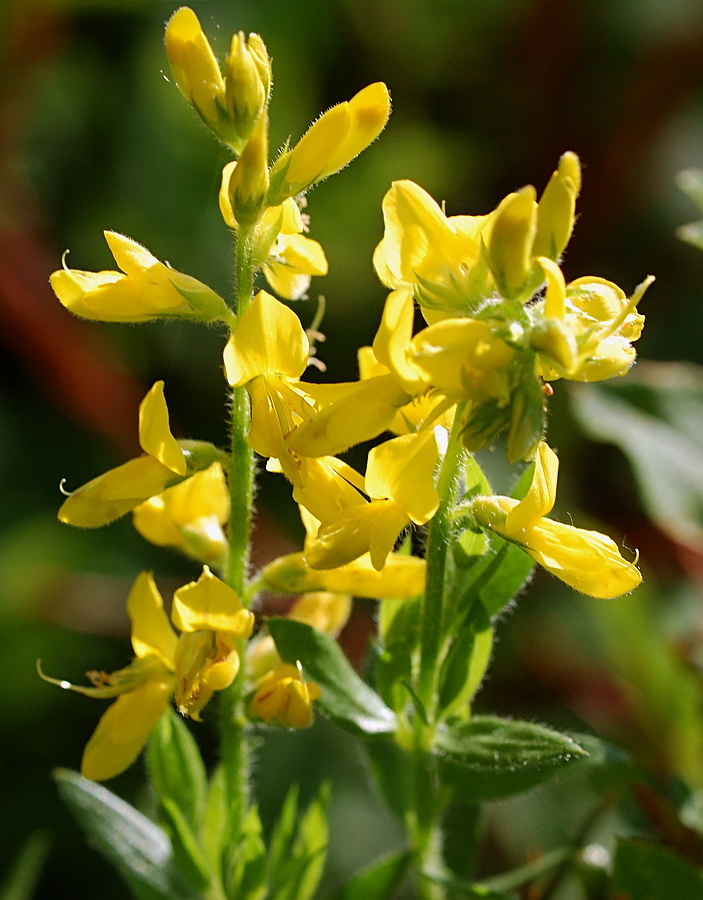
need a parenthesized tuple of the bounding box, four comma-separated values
(40, 8, 659, 899)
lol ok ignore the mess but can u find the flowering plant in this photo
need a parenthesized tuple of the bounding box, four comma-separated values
(40, 8, 667, 899)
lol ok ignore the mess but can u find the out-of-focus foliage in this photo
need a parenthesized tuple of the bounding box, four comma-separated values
(5, 0, 703, 896)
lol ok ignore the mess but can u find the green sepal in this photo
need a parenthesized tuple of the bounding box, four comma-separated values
(225, 806, 267, 900)
(269, 618, 397, 737)
(506, 353, 546, 463)
(330, 850, 412, 900)
(268, 782, 330, 900)
(147, 708, 207, 834)
(435, 717, 587, 801)
(159, 799, 212, 892)
(437, 605, 493, 720)
(168, 279, 232, 324)
(611, 837, 703, 898)
(53, 768, 199, 900)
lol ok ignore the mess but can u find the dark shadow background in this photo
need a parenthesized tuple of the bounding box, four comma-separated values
(3, 0, 703, 896)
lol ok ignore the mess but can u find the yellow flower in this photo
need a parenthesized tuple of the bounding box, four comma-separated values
(469, 442, 641, 598)
(224, 290, 316, 484)
(246, 590, 350, 729)
(40, 568, 254, 780)
(373, 181, 494, 318)
(305, 430, 440, 571)
(268, 83, 391, 203)
(373, 155, 582, 314)
(59, 381, 217, 527)
(220, 171, 328, 299)
(132, 462, 230, 564)
(249, 662, 321, 729)
(50, 231, 230, 324)
(260, 503, 426, 598)
(533, 260, 651, 382)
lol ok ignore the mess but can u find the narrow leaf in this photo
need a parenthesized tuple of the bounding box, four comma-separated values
(330, 850, 412, 900)
(435, 717, 587, 800)
(54, 768, 198, 900)
(269, 618, 397, 736)
(148, 708, 208, 833)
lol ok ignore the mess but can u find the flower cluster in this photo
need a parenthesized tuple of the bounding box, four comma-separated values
(45, 7, 645, 784)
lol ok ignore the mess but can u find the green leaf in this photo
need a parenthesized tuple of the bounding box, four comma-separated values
(377, 592, 422, 652)
(147, 708, 208, 833)
(569, 369, 703, 547)
(330, 850, 412, 900)
(202, 765, 228, 871)
(437, 605, 493, 719)
(453, 536, 534, 621)
(269, 618, 397, 737)
(435, 716, 587, 800)
(375, 639, 414, 712)
(0, 831, 50, 900)
(225, 806, 267, 900)
(53, 768, 199, 900)
(159, 799, 212, 892)
(611, 837, 703, 898)
(269, 783, 330, 900)
(267, 786, 301, 888)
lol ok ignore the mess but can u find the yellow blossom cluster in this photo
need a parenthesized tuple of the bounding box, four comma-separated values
(44, 7, 646, 783)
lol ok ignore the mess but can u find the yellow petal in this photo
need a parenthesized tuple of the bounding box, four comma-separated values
(366, 431, 439, 523)
(505, 442, 558, 534)
(127, 572, 178, 667)
(49, 267, 150, 322)
(58, 455, 182, 528)
(138, 381, 187, 475)
(81, 674, 175, 781)
(288, 374, 411, 458)
(526, 519, 642, 598)
(372, 289, 427, 394)
(224, 290, 309, 386)
(171, 567, 255, 638)
(165, 7, 225, 125)
(306, 500, 409, 571)
(261, 549, 426, 599)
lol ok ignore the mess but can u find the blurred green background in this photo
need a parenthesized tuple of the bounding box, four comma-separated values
(4, 0, 703, 896)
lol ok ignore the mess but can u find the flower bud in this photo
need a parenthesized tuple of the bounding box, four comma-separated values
(226, 115, 270, 226)
(268, 83, 391, 202)
(225, 31, 271, 152)
(533, 151, 581, 260)
(165, 8, 226, 134)
(486, 186, 538, 300)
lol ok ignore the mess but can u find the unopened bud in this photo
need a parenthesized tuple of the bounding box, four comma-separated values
(225, 31, 272, 153)
(268, 82, 391, 203)
(165, 8, 226, 134)
(227, 115, 270, 226)
(534, 151, 581, 260)
(487, 187, 538, 300)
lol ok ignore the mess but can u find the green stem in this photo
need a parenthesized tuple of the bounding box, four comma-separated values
(417, 406, 466, 712)
(220, 223, 257, 819)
